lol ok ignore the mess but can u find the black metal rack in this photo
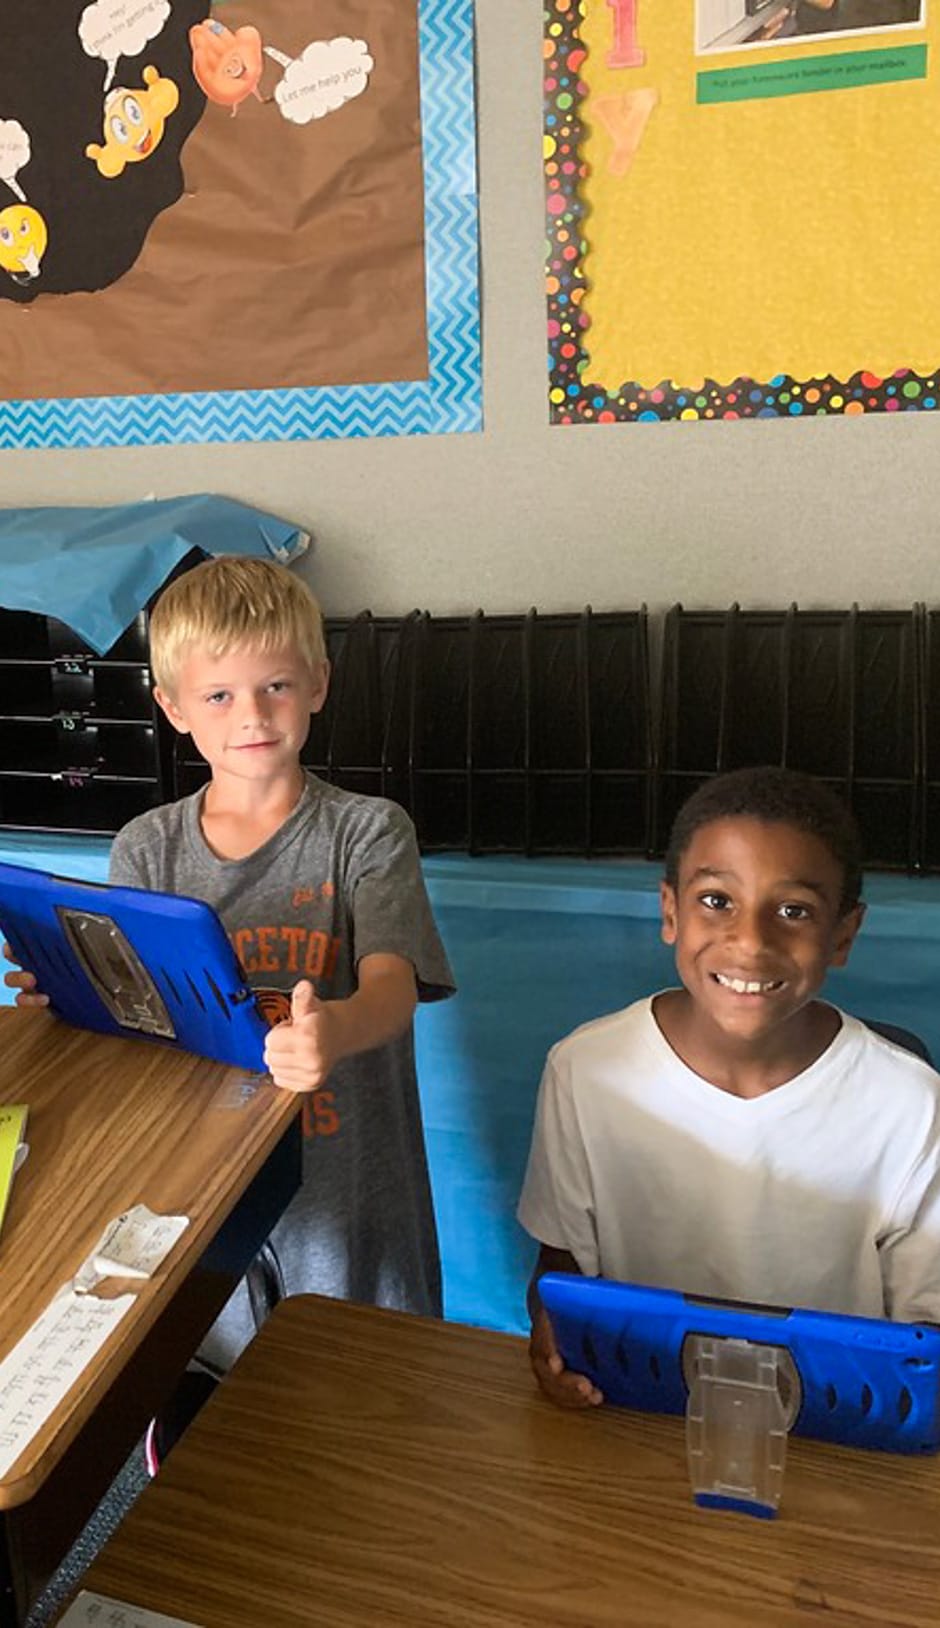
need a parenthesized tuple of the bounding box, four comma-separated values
(657, 605, 922, 870)
(173, 608, 653, 856)
(922, 609, 940, 873)
(1, 594, 939, 870)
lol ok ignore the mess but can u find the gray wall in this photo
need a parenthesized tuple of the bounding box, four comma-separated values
(1, 1, 937, 617)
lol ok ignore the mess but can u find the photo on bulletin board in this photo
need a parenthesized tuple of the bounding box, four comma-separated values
(696, 0, 925, 53)
(546, 0, 940, 423)
(0, 0, 480, 448)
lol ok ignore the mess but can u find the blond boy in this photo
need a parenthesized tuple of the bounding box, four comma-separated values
(10, 557, 455, 1367)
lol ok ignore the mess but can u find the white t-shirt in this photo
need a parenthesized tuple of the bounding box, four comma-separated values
(517, 997, 940, 1323)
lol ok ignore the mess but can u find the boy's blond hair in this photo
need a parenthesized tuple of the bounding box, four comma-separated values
(149, 556, 326, 695)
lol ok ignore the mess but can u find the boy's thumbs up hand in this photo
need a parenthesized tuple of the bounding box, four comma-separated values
(290, 979, 319, 1022)
(263, 978, 340, 1094)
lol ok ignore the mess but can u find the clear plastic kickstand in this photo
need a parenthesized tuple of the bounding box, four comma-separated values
(684, 1334, 801, 1518)
(57, 907, 176, 1038)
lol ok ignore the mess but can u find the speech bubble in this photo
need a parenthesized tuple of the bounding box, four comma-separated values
(79, 0, 171, 91)
(0, 119, 30, 202)
(267, 37, 374, 126)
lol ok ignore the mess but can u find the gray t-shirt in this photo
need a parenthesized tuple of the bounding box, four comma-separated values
(109, 773, 455, 1367)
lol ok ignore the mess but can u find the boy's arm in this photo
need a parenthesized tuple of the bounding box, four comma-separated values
(880, 1142, 940, 1325)
(527, 1243, 603, 1409)
(518, 1047, 604, 1407)
(345, 802, 455, 1004)
(263, 953, 417, 1094)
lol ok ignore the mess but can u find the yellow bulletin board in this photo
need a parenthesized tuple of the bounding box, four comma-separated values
(546, 1, 939, 422)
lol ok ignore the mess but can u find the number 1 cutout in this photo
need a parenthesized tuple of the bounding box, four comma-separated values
(607, 0, 646, 69)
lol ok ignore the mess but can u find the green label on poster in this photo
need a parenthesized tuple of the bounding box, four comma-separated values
(697, 44, 928, 105)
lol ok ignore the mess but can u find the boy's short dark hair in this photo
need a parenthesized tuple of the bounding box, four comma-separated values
(664, 765, 864, 913)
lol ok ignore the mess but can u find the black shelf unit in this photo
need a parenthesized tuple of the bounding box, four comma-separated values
(174, 607, 654, 857)
(0, 606, 170, 835)
(656, 604, 922, 870)
(921, 608, 940, 872)
(3, 592, 940, 870)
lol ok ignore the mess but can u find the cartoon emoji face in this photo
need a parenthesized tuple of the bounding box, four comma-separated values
(190, 19, 264, 111)
(0, 204, 48, 281)
(86, 65, 180, 178)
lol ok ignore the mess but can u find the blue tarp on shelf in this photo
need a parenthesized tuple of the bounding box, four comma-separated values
(0, 494, 310, 654)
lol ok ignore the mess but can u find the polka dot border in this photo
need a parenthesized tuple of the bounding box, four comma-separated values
(544, 0, 940, 424)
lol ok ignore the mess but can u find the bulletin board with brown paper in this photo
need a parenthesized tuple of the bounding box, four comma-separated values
(0, 0, 480, 446)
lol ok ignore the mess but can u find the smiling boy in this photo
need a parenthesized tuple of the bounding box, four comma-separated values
(518, 766, 940, 1408)
(8, 556, 455, 1369)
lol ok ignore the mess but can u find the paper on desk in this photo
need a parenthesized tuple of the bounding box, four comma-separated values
(73, 1205, 190, 1294)
(59, 1591, 204, 1627)
(93, 1204, 189, 1278)
(0, 1288, 134, 1479)
(0, 1105, 28, 1239)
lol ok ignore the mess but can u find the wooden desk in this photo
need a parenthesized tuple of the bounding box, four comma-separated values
(0, 1008, 301, 1625)
(66, 1294, 940, 1628)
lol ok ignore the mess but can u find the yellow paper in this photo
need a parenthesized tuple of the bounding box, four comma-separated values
(0, 1105, 28, 1238)
(580, 2, 940, 389)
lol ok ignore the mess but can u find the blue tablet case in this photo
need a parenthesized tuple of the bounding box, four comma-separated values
(539, 1274, 940, 1454)
(0, 860, 268, 1071)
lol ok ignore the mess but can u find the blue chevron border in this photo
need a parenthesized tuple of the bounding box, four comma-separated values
(0, 0, 481, 449)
